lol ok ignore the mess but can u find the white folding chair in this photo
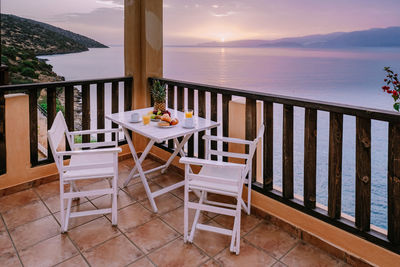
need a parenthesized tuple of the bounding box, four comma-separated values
(48, 111, 121, 233)
(180, 124, 264, 255)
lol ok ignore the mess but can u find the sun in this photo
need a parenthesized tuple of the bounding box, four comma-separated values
(220, 37, 225, 42)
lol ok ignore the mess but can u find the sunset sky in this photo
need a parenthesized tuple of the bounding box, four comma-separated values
(2, 0, 400, 45)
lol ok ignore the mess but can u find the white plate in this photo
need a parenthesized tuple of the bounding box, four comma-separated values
(157, 124, 177, 128)
(128, 118, 142, 123)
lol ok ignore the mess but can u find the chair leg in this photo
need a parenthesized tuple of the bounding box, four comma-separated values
(59, 181, 66, 233)
(112, 168, 118, 226)
(183, 182, 189, 243)
(230, 197, 242, 254)
(236, 203, 241, 255)
(247, 176, 252, 215)
(189, 191, 205, 243)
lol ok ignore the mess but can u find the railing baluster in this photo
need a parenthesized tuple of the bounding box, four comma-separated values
(222, 94, 231, 162)
(124, 79, 132, 111)
(82, 84, 91, 143)
(47, 87, 56, 162)
(210, 92, 218, 161)
(97, 83, 105, 142)
(282, 104, 294, 198)
(304, 108, 317, 208)
(29, 89, 38, 166)
(328, 112, 343, 219)
(187, 88, 195, 157)
(65, 86, 74, 131)
(111, 81, 119, 141)
(246, 98, 257, 182)
(388, 122, 400, 244)
(264, 101, 273, 190)
(198, 90, 206, 159)
(0, 90, 6, 174)
(167, 84, 174, 149)
(177, 86, 184, 111)
(65, 85, 74, 152)
(355, 117, 371, 231)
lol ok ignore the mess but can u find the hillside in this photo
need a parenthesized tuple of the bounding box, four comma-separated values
(0, 13, 108, 84)
(198, 27, 400, 48)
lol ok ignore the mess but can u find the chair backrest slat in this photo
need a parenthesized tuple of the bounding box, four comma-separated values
(48, 112, 70, 168)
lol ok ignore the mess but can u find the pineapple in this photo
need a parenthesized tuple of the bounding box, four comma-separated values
(151, 80, 166, 111)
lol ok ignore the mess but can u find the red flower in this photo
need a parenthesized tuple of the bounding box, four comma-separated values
(393, 91, 399, 97)
(382, 86, 390, 91)
(387, 90, 393, 94)
(394, 81, 399, 85)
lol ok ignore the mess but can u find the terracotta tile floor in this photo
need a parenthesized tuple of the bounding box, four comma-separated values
(0, 158, 349, 267)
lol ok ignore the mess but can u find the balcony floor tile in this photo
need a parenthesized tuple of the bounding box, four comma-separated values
(0, 230, 15, 256)
(9, 215, 60, 251)
(126, 218, 179, 254)
(148, 237, 209, 267)
(83, 234, 143, 266)
(55, 255, 88, 267)
(0, 189, 39, 213)
(244, 221, 299, 259)
(68, 216, 120, 251)
(281, 241, 346, 267)
(19, 234, 78, 267)
(2, 200, 50, 229)
(0, 252, 22, 267)
(214, 239, 276, 267)
(126, 256, 155, 267)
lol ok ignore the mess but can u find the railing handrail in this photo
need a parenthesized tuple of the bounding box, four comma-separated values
(0, 76, 133, 91)
(151, 77, 400, 123)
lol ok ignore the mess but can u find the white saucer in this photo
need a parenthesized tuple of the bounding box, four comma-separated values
(129, 118, 142, 123)
(182, 124, 195, 129)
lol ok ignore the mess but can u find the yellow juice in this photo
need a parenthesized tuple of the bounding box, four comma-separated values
(142, 114, 151, 125)
(185, 110, 193, 118)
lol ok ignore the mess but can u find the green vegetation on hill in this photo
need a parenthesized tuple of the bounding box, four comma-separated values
(0, 13, 108, 84)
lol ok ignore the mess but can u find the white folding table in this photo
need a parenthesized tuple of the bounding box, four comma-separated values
(106, 107, 220, 213)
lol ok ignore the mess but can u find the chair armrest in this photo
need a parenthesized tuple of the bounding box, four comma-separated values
(202, 135, 253, 145)
(179, 157, 245, 169)
(73, 141, 118, 149)
(70, 128, 122, 135)
(57, 147, 122, 157)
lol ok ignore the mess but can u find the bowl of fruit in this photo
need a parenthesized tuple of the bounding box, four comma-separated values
(151, 109, 171, 122)
(157, 113, 179, 128)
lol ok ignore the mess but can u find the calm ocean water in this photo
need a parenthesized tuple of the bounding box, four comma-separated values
(40, 46, 400, 230)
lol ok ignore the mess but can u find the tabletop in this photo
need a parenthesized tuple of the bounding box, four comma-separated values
(106, 107, 220, 143)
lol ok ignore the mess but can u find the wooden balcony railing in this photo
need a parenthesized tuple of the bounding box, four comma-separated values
(150, 77, 400, 254)
(0, 76, 133, 170)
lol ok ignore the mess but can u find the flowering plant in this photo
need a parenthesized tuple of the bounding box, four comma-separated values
(382, 67, 400, 111)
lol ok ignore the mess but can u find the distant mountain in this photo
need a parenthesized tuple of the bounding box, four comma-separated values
(0, 13, 107, 84)
(198, 27, 400, 48)
(1, 13, 107, 56)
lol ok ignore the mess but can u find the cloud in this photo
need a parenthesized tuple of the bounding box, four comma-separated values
(211, 11, 237, 17)
(95, 0, 123, 9)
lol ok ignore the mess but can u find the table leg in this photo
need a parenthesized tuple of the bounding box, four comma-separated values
(123, 139, 155, 187)
(122, 128, 158, 212)
(161, 133, 192, 174)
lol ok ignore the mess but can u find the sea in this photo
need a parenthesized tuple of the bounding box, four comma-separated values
(39, 46, 400, 230)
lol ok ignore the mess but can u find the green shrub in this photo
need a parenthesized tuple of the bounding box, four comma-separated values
(20, 67, 37, 78)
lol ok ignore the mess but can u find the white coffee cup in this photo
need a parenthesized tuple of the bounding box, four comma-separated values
(131, 112, 140, 122)
(184, 117, 194, 128)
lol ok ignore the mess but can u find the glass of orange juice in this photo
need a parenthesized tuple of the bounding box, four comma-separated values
(142, 114, 151, 125)
(185, 109, 193, 118)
